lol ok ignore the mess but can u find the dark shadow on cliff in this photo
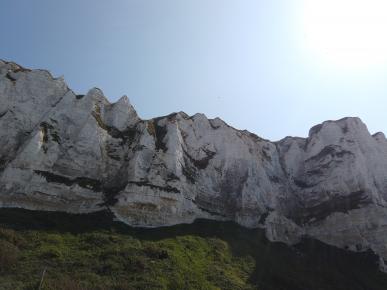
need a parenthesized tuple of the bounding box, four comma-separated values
(0, 208, 386, 290)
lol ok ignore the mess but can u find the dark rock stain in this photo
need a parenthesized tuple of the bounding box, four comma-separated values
(128, 181, 180, 193)
(34, 170, 102, 192)
(289, 190, 370, 225)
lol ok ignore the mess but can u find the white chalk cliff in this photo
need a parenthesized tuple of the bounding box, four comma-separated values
(1, 60, 387, 269)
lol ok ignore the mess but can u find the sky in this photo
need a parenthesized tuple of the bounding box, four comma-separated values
(1, 0, 386, 141)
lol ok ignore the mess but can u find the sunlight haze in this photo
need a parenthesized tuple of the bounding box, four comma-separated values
(303, 0, 387, 68)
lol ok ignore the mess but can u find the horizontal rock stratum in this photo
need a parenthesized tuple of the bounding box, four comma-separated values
(1, 60, 387, 269)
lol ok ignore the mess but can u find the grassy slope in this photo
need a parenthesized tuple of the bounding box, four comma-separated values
(0, 208, 386, 290)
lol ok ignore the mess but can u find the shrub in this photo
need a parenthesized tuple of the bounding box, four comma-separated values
(143, 245, 169, 260)
(40, 245, 63, 261)
(0, 227, 25, 247)
(82, 232, 112, 247)
(0, 240, 19, 272)
(124, 255, 147, 272)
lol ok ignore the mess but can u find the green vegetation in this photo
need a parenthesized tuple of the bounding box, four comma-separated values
(0, 208, 386, 290)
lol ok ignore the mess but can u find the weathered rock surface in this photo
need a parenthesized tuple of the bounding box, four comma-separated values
(1, 60, 387, 269)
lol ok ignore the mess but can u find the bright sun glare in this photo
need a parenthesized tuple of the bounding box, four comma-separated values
(303, 0, 387, 68)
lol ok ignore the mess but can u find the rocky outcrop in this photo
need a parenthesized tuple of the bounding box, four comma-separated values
(1, 60, 387, 269)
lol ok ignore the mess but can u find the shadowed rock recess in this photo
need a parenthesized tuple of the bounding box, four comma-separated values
(2, 60, 387, 271)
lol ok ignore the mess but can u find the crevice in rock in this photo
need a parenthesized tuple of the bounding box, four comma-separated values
(40, 122, 61, 152)
(0, 110, 8, 119)
(154, 120, 168, 152)
(289, 190, 371, 225)
(261, 148, 272, 162)
(92, 110, 137, 145)
(102, 183, 128, 206)
(34, 170, 102, 192)
(105, 143, 122, 161)
(183, 148, 216, 170)
(258, 212, 270, 224)
(166, 172, 180, 182)
(306, 145, 354, 163)
(269, 175, 281, 183)
(5, 72, 16, 83)
(146, 121, 156, 137)
(179, 158, 197, 184)
(145, 118, 168, 152)
(197, 205, 228, 218)
(0, 157, 7, 172)
(127, 181, 180, 193)
(294, 179, 315, 189)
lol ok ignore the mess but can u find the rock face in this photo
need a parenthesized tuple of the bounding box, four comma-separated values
(1, 60, 387, 268)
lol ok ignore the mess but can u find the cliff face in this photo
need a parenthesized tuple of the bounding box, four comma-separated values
(1, 60, 387, 268)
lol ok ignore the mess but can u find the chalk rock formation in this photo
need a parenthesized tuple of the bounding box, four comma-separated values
(1, 60, 387, 268)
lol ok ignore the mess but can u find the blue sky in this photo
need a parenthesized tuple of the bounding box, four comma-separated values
(1, 0, 386, 141)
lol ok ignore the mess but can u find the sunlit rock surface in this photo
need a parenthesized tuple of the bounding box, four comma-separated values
(1, 60, 387, 269)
